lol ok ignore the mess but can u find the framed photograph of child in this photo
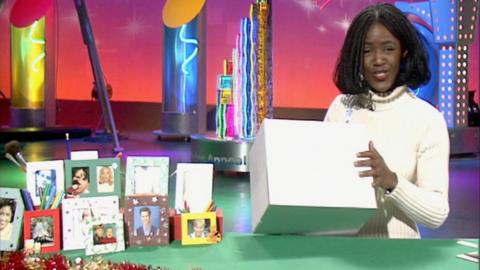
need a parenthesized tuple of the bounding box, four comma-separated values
(125, 157, 169, 196)
(62, 196, 120, 250)
(0, 188, 25, 251)
(26, 160, 64, 206)
(65, 158, 121, 198)
(181, 212, 219, 246)
(124, 195, 169, 246)
(23, 208, 61, 253)
(85, 213, 125, 255)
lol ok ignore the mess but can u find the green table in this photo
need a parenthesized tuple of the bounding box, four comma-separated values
(64, 233, 478, 270)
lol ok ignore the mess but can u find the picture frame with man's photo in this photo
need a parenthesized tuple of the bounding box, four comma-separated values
(64, 158, 121, 198)
(26, 160, 64, 206)
(62, 196, 120, 250)
(125, 156, 170, 196)
(0, 188, 25, 251)
(124, 195, 170, 246)
(85, 213, 125, 255)
(23, 208, 61, 253)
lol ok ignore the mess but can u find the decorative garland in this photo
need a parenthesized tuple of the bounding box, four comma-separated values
(0, 252, 171, 270)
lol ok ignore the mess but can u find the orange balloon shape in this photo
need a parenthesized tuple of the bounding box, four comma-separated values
(162, 0, 206, 28)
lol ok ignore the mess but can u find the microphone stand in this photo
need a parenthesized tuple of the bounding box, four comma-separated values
(74, 0, 123, 152)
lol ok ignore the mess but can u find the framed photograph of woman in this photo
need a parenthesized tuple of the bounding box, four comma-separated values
(26, 160, 64, 206)
(124, 195, 169, 246)
(125, 157, 169, 196)
(65, 158, 121, 198)
(23, 208, 61, 253)
(0, 188, 24, 251)
(85, 213, 125, 255)
(181, 212, 219, 246)
(62, 196, 119, 250)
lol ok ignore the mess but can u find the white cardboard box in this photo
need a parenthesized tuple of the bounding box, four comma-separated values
(249, 119, 377, 234)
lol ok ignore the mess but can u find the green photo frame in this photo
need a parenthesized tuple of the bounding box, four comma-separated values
(0, 188, 25, 251)
(125, 157, 169, 196)
(65, 158, 121, 198)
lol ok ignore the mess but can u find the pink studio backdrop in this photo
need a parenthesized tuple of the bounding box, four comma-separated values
(0, 0, 478, 109)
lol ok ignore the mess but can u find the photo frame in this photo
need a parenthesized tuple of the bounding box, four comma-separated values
(181, 212, 219, 245)
(174, 163, 213, 213)
(85, 213, 125, 255)
(26, 160, 65, 206)
(64, 158, 121, 198)
(125, 157, 169, 196)
(23, 208, 61, 253)
(0, 188, 25, 251)
(70, 150, 99, 160)
(124, 195, 169, 246)
(62, 196, 120, 250)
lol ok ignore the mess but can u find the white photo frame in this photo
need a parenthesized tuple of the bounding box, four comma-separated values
(26, 160, 65, 206)
(174, 163, 213, 213)
(0, 188, 25, 251)
(125, 157, 170, 196)
(71, 150, 99, 160)
(85, 213, 125, 255)
(62, 196, 119, 250)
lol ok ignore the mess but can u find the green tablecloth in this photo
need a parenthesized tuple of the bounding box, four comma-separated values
(64, 233, 478, 270)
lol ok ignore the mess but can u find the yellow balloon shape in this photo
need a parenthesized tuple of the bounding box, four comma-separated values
(162, 0, 206, 28)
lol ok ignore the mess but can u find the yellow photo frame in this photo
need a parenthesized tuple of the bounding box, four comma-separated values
(181, 212, 219, 245)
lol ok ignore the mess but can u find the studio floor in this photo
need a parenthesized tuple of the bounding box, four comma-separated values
(0, 130, 478, 239)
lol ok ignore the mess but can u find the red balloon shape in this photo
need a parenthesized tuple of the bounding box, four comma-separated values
(10, 0, 53, 28)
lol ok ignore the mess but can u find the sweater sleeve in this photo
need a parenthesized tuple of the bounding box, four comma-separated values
(387, 112, 450, 228)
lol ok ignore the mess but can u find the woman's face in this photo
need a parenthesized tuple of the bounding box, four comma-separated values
(0, 205, 13, 231)
(363, 22, 403, 93)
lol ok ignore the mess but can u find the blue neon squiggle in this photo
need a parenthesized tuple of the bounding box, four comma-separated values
(179, 25, 198, 76)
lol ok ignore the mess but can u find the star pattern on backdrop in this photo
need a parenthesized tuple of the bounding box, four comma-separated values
(291, 0, 361, 35)
(293, 0, 318, 17)
(119, 11, 150, 40)
(335, 14, 351, 33)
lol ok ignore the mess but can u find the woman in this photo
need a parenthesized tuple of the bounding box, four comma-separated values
(325, 3, 449, 238)
(0, 199, 15, 240)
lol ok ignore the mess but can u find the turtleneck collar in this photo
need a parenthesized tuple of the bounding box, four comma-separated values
(369, 85, 413, 111)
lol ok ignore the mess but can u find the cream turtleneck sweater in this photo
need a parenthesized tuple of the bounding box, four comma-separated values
(324, 85, 450, 238)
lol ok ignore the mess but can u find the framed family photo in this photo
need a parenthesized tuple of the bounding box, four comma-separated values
(125, 157, 169, 196)
(124, 195, 169, 246)
(23, 208, 61, 253)
(64, 158, 121, 198)
(0, 188, 24, 251)
(181, 212, 219, 245)
(85, 213, 125, 255)
(62, 196, 120, 250)
(26, 160, 64, 206)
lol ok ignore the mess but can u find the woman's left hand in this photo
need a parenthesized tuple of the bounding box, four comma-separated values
(354, 141, 398, 191)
